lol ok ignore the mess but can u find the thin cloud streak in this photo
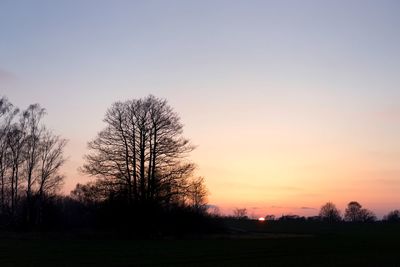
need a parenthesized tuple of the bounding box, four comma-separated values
(0, 68, 16, 82)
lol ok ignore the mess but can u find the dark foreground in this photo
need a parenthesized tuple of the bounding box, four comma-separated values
(1, 221, 399, 266)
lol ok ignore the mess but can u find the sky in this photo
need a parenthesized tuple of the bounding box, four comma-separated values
(1, 0, 400, 218)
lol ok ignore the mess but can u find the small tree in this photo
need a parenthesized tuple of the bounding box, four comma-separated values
(233, 208, 247, 219)
(187, 176, 208, 212)
(383, 210, 400, 222)
(207, 205, 221, 217)
(359, 208, 376, 222)
(265, 215, 275, 221)
(344, 201, 376, 222)
(319, 202, 341, 222)
(344, 201, 362, 222)
(70, 180, 112, 205)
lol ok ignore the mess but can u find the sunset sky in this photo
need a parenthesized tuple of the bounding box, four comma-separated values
(1, 0, 400, 218)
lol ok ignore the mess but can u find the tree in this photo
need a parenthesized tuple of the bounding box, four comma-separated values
(344, 201, 376, 222)
(233, 208, 247, 219)
(383, 210, 400, 222)
(37, 130, 67, 198)
(70, 180, 113, 205)
(265, 215, 275, 221)
(0, 97, 18, 214)
(207, 205, 221, 217)
(6, 121, 26, 215)
(82, 95, 201, 207)
(359, 208, 376, 222)
(0, 97, 67, 225)
(344, 201, 362, 222)
(21, 104, 45, 222)
(187, 176, 208, 212)
(34, 129, 67, 224)
(319, 202, 341, 222)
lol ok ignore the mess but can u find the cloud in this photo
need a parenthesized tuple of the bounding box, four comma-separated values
(269, 205, 284, 209)
(0, 68, 16, 82)
(300, 206, 316, 210)
(269, 205, 316, 210)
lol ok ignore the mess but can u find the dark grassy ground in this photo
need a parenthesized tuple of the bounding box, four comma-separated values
(0, 220, 399, 266)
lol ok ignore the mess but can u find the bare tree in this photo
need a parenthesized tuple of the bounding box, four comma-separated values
(186, 176, 208, 211)
(37, 130, 67, 198)
(0, 97, 67, 224)
(233, 208, 247, 219)
(6, 121, 26, 215)
(344, 201, 376, 222)
(0, 97, 18, 214)
(383, 210, 400, 222)
(82, 95, 198, 206)
(71, 180, 111, 205)
(21, 104, 45, 221)
(207, 205, 221, 217)
(319, 202, 341, 222)
(34, 130, 67, 224)
(359, 208, 376, 222)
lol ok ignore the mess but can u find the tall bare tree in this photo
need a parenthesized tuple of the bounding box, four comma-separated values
(21, 104, 45, 221)
(0, 97, 67, 224)
(0, 97, 18, 214)
(37, 130, 67, 198)
(82, 95, 201, 206)
(6, 121, 26, 215)
(35, 130, 67, 224)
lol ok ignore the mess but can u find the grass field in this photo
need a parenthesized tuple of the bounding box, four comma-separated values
(0, 220, 399, 266)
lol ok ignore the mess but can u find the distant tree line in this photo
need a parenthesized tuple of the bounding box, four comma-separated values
(318, 201, 377, 222)
(2, 94, 400, 236)
(230, 202, 400, 223)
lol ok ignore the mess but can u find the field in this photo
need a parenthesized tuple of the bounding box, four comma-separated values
(0, 220, 399, 266)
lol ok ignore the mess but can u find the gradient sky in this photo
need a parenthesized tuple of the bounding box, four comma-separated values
(1, 0, 400, 218)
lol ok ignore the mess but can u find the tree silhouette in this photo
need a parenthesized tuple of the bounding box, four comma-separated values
(383, 210, 400, 222)
(344, 201, 376, 222)
(35, 130, 67, 224)
(0, 97, 18, 214)
(82, 95, 206, 208)
(21, 104, 45, 223)
(187, 176, 208, 212)
(0, 97, 67, 225)
(319, 202, 341, 222)
(233, 208, 247, 219)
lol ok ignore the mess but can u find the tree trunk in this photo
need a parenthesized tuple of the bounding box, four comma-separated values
(139, 129, 146, 202)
